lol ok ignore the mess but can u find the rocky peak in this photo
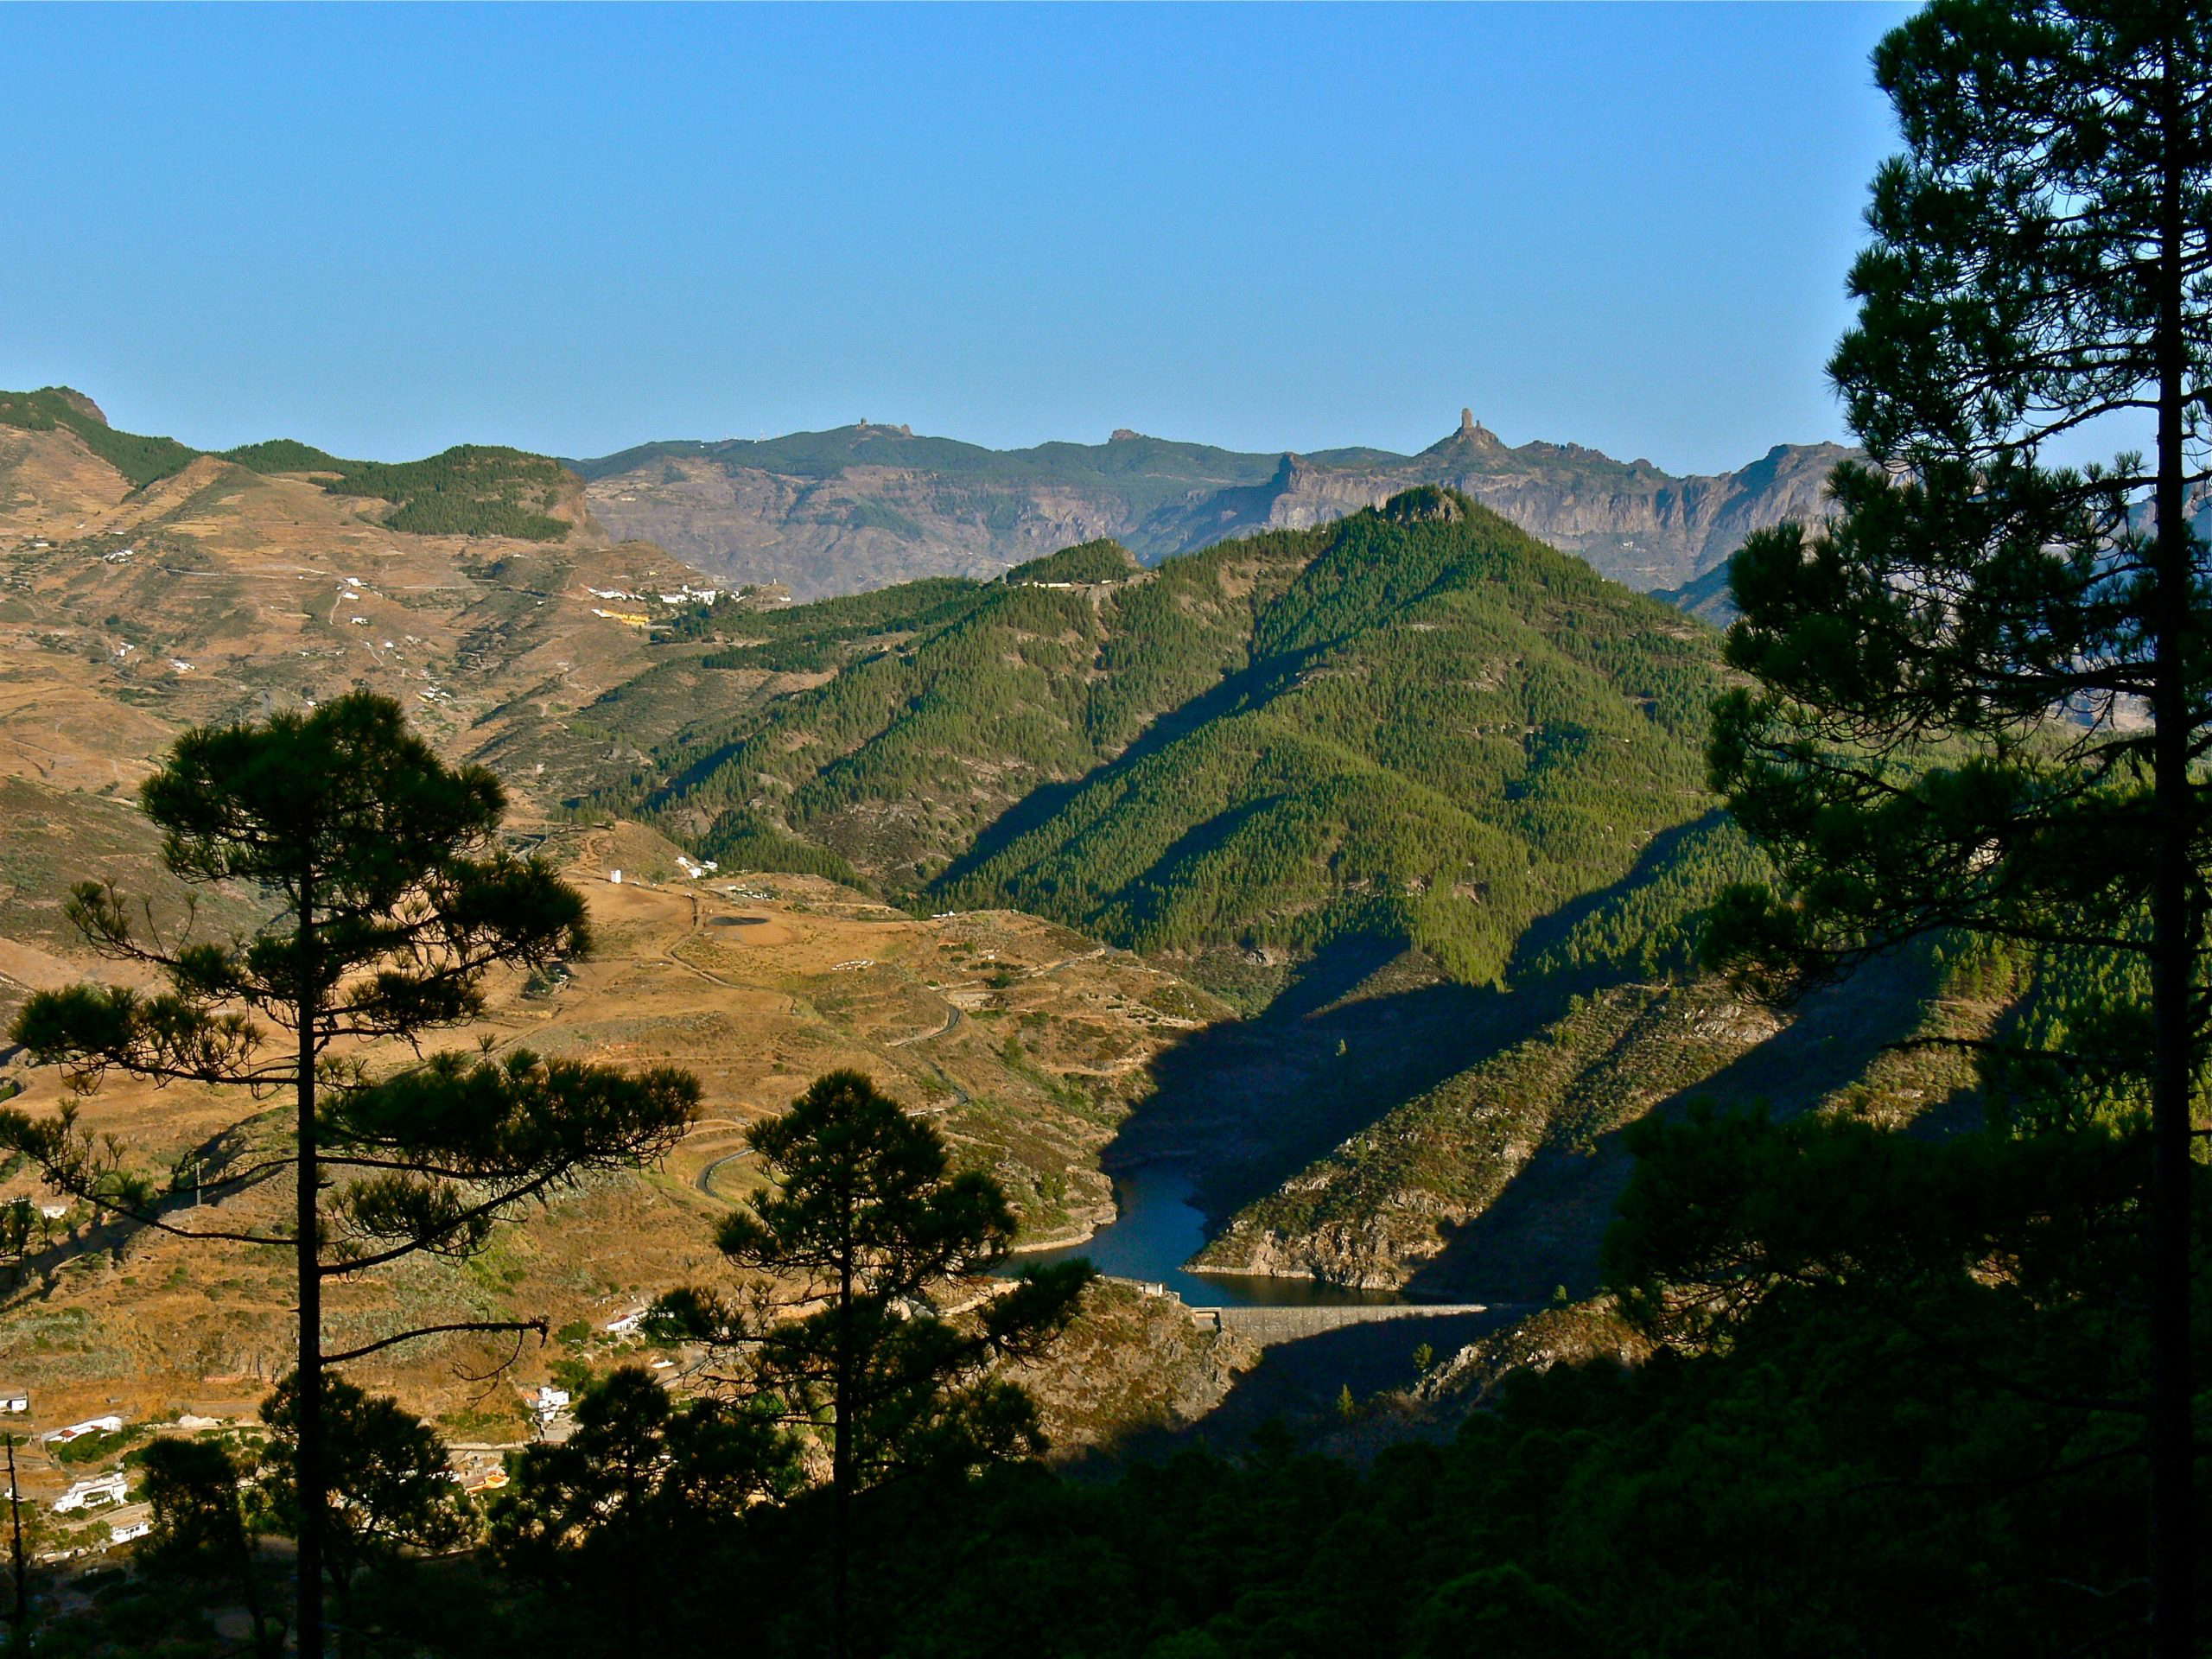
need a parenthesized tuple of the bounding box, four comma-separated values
(576, 411, 1857, 600)
(45, 387, 106, 426)
(1381, 484, 1466, 524)
(1419, 407, 1505, 459)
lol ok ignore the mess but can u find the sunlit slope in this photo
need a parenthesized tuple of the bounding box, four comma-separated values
(0, 404, 723, 815)
(944, 492, 1719, 986)
(0, 822, 1232, 1430)
(621, 489, 1723, 994)
(0, 385, 589, 540)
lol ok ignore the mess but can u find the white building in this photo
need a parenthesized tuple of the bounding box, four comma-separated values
(44, 1415, 124, 1446)
(53, 1472, 128, 1513)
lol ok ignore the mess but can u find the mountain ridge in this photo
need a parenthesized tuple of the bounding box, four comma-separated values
(585, 487, 1725, 1006)
(571, 406, 1853, 599)
(1, 385, 1843, 605)
(0, 387, 595, 543)
(0, 410, 1988, 1412)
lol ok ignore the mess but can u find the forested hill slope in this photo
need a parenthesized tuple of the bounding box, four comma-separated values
(574, 409, 1849, 599)
(595, 487, 1724, 996)
(0, 385, 594, 543)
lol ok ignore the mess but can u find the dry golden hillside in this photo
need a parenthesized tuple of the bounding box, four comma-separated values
(0, 820, 1230, 1451)
(0, 422, 718, 804)
(0, 420, 1244, 1472)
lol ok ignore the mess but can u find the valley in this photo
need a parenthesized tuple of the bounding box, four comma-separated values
(11, 2, 2190, 1646)
(0, 385, 1967, 1457)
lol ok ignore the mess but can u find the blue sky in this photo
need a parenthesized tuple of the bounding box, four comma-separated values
(2, 3, 1915, 474)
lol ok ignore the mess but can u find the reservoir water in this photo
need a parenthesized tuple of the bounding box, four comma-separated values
(1008, 1160, 1409, 1308)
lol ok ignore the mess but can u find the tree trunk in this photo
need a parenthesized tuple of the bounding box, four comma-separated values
(2147, 41, 2196, 1656)
(232, 1503, 275, 1659)
(295, 898, 326, 1659)
(833, 1257, 853, 1659)
(6, 1435, 25, 1657)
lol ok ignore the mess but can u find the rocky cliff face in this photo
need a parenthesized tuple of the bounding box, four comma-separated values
(1010, 1279, 1260, 1453)
(576, 412, 1854, 600)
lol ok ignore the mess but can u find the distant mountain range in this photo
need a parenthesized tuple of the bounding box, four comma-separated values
(569, 410, 1853, 600)
(0, 385, 1848, 606)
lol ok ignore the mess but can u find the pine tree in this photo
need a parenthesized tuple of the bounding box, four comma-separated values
(1707, 4, 2212, 1647)
(654, 1070, 1090, 1657)
(4, 692, 699, 1659)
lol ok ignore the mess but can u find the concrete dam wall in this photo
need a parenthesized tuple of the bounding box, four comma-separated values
(1187, 1301, 1492, 1348)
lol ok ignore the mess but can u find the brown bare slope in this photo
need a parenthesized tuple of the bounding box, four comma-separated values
(0, 822, 1231, 1442)
(0, 418, 733, 809)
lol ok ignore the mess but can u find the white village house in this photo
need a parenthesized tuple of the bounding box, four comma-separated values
(43, 1415, 123, 1446)
(53, 1472, 127, 1514)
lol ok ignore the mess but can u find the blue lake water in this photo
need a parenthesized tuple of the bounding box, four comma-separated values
(1007, 1160, 1410, 1308)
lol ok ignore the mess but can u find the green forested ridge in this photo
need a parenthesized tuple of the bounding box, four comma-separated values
(589, 491, 1725, 995)
(218, 437, 347, 474)
(1511, 812, 1768, 987)
(303, 445, 575, 541)
(0, 388, 575, 540)
(0, 386, 200, 488)
(950, 497, 1718, 985)
(684, 577, 989, 670)
(1001, 537, 1143, 585)
(604, 527, 1305, 892)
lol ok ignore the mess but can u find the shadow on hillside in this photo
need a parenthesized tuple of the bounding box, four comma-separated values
(1069, 1306, 1523, 1472)
(1098, 936, 1548, 1224)
(1102, 814, 1755, 1228)
(0, 1117, 281, 1311)
(1402, 951, 1941, 1304)
(1501, 810, 1727, 982)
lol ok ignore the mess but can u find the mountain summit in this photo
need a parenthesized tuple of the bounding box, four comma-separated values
(606, 486, 1721, 1001)
(1427, 406, 1505, 453)
(573, 412, 1851, 600)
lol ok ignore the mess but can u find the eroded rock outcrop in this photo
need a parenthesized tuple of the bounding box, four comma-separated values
(576, 416, 1855, 600)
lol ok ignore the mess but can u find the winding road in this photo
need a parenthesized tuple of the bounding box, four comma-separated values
(888, 1003, 963, 1047)
(695, 1149, 752, 1200)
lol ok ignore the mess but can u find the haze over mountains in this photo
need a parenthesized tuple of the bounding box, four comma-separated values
(572, 408, 1853, 600)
